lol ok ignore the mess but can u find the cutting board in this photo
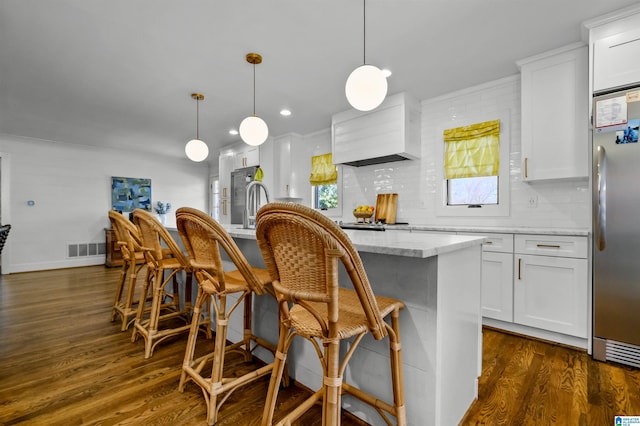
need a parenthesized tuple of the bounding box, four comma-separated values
(374, 193, 398, 224)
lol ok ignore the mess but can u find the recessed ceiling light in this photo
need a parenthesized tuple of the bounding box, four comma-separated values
(280, 109, 292, 116)
(381, 69, 392, 78)
(229, 129, 238, 135)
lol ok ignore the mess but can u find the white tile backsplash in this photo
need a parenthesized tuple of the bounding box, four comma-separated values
(341, 75, 590, 230)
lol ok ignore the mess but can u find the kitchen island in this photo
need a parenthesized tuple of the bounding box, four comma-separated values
(221, 226, 485, 426)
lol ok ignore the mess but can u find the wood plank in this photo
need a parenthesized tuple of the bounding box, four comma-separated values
(0, 266, 368, 426)
(461, 327, 640, 425)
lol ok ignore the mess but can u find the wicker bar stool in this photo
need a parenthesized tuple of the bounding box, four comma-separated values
(108, 211, 147, 331)
(175, 207, 284, 426)
(256, 202, 407, 426)
(131, 208, 205, 359)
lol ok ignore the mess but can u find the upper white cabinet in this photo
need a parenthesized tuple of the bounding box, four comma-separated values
(273, 133, 302, 199)
(517, 43, 589, 181)
(587, 8, 640, 93)
(331, 92, 421, 167)
(233, 144, 260, 169)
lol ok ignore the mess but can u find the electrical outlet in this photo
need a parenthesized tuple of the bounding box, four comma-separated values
(528, 195, 538, 208)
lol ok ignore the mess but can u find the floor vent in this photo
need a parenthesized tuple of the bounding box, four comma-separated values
(606, 340, 640, 368)
(68, 243, 106, 258)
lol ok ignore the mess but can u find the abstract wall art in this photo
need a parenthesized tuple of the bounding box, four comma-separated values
(111, 176, 151, 212)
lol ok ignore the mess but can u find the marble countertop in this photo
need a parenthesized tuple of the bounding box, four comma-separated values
(332, 220, 589, 236)
(406, 224, 590, 236)
(222, 225, 485, 258)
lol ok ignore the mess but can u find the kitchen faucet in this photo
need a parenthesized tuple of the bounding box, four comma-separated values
(243, 181, 270, 229)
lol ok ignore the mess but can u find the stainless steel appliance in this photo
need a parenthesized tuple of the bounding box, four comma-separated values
(593, 84, 640, 367)
(230, 166, 258, 224)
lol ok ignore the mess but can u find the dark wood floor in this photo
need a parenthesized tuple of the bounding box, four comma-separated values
(1, 265, 640, 425)
(0, 265, 367, 426)
(462, 328, 640, 425)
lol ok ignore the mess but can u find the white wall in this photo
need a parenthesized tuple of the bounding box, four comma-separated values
(339, 75, 590, 229)
(0, 134, 209, 273)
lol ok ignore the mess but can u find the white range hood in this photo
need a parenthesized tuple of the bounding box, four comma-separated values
(331, 92, 421, 167)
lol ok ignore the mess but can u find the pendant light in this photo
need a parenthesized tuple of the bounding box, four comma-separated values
(239, 53, 268, 146)
(185, 93, 209, 162)
(345, 0, 388, 112)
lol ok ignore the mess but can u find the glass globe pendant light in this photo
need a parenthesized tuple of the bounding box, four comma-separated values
(345, 0, 388, 112)
(240, 53, 268, 146)
(185, 93, 209, 162)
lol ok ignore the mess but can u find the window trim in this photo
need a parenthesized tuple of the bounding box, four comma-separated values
(435, 109, 510, 217)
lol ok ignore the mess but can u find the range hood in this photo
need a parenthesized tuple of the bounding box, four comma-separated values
(331, 92, 421, 167)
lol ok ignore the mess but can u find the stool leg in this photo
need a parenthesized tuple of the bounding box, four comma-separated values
(144, 271, 166, 359)
(389, 310, 406, 426)
(207, 295, 229, 425)
(179, 285, 206, 392)
(242, 293, 253, 362)
(111, 261, 127, 322)
(121, 258, 138, 331)
(261, 322, 289, 426)
(131, 266, 153, 343)
(322, 340, 342, 426)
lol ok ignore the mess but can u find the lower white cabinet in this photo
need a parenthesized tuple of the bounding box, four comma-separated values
(460, 231, 589, 343)
(513, 234, 588, 338)
(460, 232, 514, 322)
(482, 251, 514, 322)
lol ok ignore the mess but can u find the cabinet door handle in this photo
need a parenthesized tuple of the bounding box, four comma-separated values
(223, 187, 227, 198)
(536, 244, 561, 249)
(222, 200, 227, 216)
(524, 157, 529, 179)
(518, 258, 522, 280)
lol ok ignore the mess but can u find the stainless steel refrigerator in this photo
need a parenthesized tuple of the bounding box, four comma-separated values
(230, 166, 258, 224)
(592, 84, 640, 367)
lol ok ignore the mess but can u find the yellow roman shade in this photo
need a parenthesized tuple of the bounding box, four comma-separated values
(443, 119, 500, 179)
(309, 153, 338, 185)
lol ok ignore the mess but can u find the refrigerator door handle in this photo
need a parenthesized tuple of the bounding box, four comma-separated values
(596, 145, 607, 251)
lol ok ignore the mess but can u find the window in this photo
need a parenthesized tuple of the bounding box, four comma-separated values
(313, 184, 338, 210)
(436, 112, 510, 217)
(447, 176, 498, 205)
(310, 153, 341, 216)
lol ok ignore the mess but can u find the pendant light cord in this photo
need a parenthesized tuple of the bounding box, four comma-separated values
(195, 97, 200, 139)
(253, 62, 256, 116)
(363, 0, 366, 65)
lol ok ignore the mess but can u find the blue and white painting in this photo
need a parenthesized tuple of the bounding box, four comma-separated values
(111, 176, 151, 212)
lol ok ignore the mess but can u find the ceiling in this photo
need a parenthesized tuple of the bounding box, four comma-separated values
(1, 1, 638, 165)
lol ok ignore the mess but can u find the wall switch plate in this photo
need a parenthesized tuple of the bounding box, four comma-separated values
(528, 195, 538, 208)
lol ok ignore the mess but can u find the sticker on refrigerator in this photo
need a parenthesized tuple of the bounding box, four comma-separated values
(615, 119, 639, 144)
(596, 95, 628, 128)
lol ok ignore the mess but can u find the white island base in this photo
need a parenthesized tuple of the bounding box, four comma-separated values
(224, 228, 484, 426)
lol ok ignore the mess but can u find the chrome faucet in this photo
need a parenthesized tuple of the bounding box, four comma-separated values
(243, 181, 269, 229)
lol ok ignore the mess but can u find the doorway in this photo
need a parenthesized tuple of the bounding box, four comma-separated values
(0, 152, 11, 274)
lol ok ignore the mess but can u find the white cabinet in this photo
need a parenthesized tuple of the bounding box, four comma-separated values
(273, 134, 300, 199)
(218, 149, 235, 224)
(234, 145, 260, 169)
(513, 234, 588, 338)
(517, 43, 588, 181)
(460, 233, 514, 323)
(232, 144, 260, 169)
(591, 14, 640, 92)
